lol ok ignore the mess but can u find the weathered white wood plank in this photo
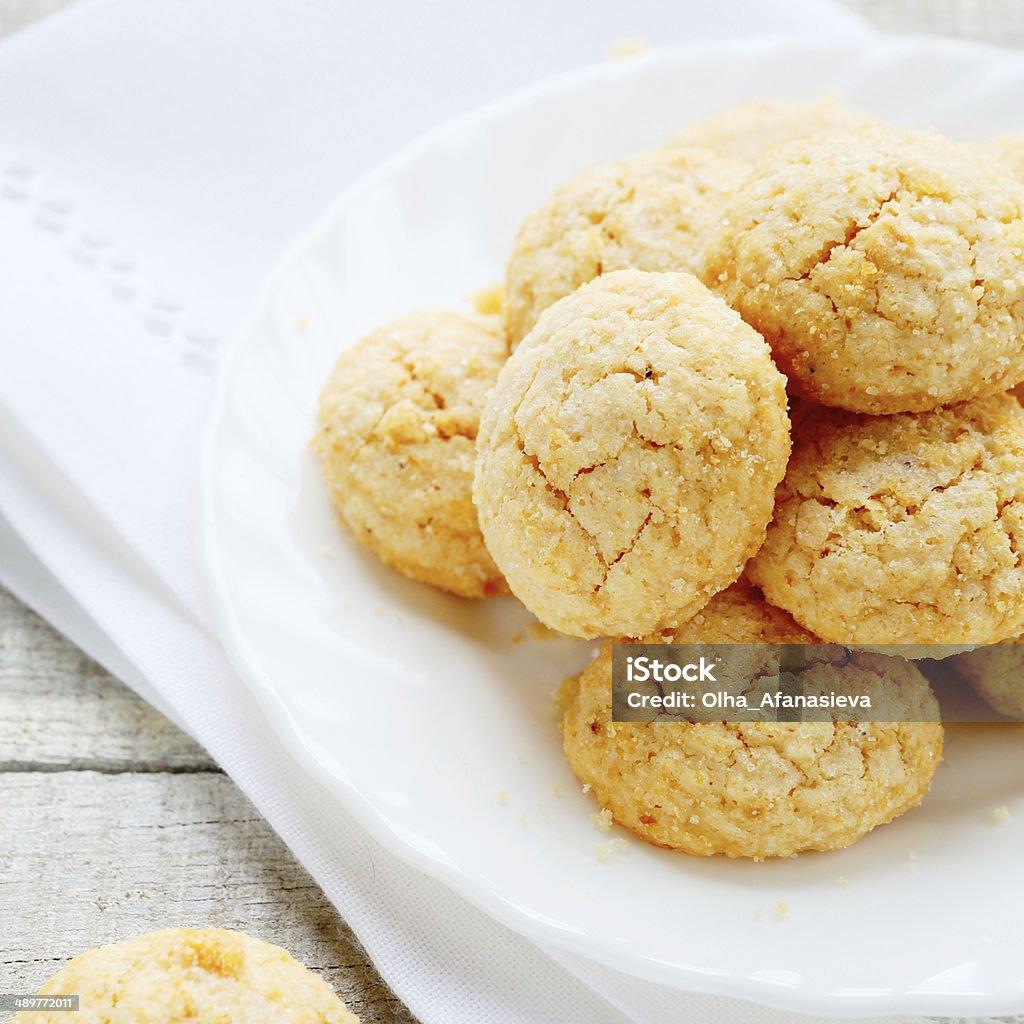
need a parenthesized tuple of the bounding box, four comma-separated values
(0, 588, 213, 771)
(844, 0, 1024, 44)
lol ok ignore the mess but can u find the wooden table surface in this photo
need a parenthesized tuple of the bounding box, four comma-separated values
(2, 2, 1023, 1022)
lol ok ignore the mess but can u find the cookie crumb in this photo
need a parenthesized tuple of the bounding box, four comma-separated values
(471, 282, 504, 316)
(591, 808, 613, 832)
(613, 37, 649, 60)
(296, 313, 310, 331)
(596, 837, 630, 861)
(772, 900, 789, 921)
(838, 876, 849, 889)
(992, 805, 1011, 825)
(495, 790, 509, 806)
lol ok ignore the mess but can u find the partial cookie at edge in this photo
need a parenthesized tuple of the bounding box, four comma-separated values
(504, 145, 745, 346)
(702, 125, 1024, 413)
(671, 96, 874, 164)
(314, 309, 508, 598)
(748, 394, 1024, 646)
(13, 928, 358, 1024)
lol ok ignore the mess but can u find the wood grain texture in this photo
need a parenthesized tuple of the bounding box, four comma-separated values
(844, 0, 1024, 44)
(0, 590, 212, 772)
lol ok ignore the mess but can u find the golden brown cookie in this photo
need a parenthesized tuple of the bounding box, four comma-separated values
(651, 576, 818, 645)
(702, 125, 1024, 413)
(748, 394, 1024, 646)
(13, 929, 358, 1024)
(615, 578, 818, 723)
(668, 576, 967, 658)
(562, 642, 943, 859)
(314, 309, 507, 598)
(672, 96, 873, 163)
(503, 146, 745, 346)
(949, 637, 1024, 719)
(474, 269, 790, 638)
(852, 644, 975, 659)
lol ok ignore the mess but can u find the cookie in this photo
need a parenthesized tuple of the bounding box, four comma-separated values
(504, 146, 745, 346)
(620, 578, 817, 722)
(672, 96, 873, 164)
(13, 929, 358, 1024)
(314, 309, 507, 598)
(669, 577, 968, 659)
(562, 642, 943, 859)
(474, 269, 790, 638)
(702, 125, 1024, 413)
(651, 576, 818, 645)
(748, 394, 1024, 646)
(949, 638, 1024, 719)
(852, 644, 974, 659)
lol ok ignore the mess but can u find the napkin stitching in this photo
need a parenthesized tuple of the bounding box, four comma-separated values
(1, 144, 223, 373)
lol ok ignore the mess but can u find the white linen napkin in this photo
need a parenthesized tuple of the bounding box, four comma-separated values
(0, 0, 949, 1020)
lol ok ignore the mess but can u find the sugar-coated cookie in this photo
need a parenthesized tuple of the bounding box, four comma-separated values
(749, 394, 1024, 646)
(504, 146, 745, 346)
(672, 96, 873, 164)
(669, 578, 969, 659)
(852, 644, 975, 659)
(562, 643, 943, 859)
(620, 578, 817, 723)
(651, 576, 817, 645)
(314, 309, 507, 598)
(13, 929, 358, 1024)
(702, 126, 1024, 413)
(474, 270, 790, 639)
(949, 637, 1024, 720)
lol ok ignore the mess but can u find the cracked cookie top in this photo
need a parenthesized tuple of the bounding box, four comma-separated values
(474, 269, 791, 639)
(13, 928, 359, 1024)
(748, 393, 1024, 646)
(561, 640, 943, 859)
(313, 309, 508, 599)
(701, 125, 1024, 413)
(670, 96, 874, 164)
(503, 145, 745, 347)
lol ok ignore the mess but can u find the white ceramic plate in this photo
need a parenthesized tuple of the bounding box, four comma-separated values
(202, 33, 1024, 1018)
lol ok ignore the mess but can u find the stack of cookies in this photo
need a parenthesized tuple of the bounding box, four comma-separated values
(314, 98, 1024, 860)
